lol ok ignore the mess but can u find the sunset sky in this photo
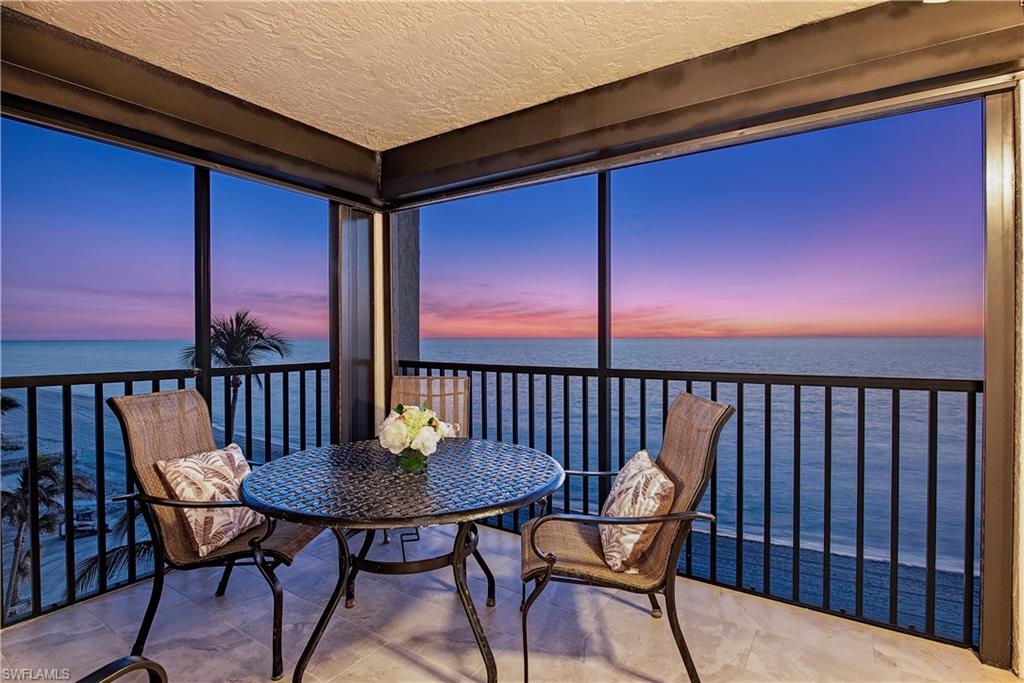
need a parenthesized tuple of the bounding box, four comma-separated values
(420, 101, 983, 339)
(1, 119, 328, 340)
(1, 101, 982, 341)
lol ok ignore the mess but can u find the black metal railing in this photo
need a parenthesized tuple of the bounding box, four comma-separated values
(0, 361, 329, 626)
(398, 359, 982, 648)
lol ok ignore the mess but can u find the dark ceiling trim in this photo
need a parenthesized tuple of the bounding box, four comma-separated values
(0, 7, 381, 206)
(380, 2, 1024, 205)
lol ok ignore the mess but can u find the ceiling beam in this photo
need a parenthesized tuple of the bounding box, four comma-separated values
(0, 7, 381, 207)
(380, 1, 1024, 205)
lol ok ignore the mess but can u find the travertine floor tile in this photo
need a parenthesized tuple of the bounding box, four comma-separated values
(1, 527, 1015, 683)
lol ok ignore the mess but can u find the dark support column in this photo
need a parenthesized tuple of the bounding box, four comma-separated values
(381, 213, 396, 405)
(597, 172, 612, 503)
(331, 203, 376, 443)
(979, 90, 1016, 669)
(194, 166, 211, 403)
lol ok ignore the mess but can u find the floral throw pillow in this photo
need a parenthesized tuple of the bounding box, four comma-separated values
(154, 443, 263, 557)
(599, 450, 675, 572)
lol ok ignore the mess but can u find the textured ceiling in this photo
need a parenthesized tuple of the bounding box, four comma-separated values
(8, 1, 876, 150)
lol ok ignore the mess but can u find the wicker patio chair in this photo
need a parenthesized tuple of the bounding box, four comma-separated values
(383, 375, 469, 553)
(107, 389, 322, 681)
(521, 391, 735, 683)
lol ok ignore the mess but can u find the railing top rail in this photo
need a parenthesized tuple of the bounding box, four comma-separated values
(209, 361, 330, 375)
(0, 368, 199, 389)
(398, 359, 983, 392)
(0, 360, 331, 389)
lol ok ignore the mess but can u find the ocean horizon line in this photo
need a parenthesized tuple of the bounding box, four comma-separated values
(1, 334, 985, 343)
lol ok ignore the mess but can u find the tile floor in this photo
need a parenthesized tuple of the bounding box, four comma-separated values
(0, 526, 1016, 682)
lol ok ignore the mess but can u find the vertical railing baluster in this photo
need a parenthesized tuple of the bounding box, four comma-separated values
(545, 374, 552, 456)
(223, 374, 231, 443)
(124, 381, 136, 583)
(245, 373, 254, 457)
(151, 379, 160, 393)
(528, 374, 536, 449)
(299, 370, 307, 450)
(512, 373, 520, 445)
(639, 377, 647, 451)
(94, 383, 107, 594)
(481, 372, 489, 439)
(618, 377, 625, 468)
(736, 383, 745, 588)
(764, 383, 772, 594)
(28, 387, 41, 615)
(582, 375, 590, 515)
(925, 390, 938, 634)
(264, 372, 272, 462)
(282, 372, 290, 456)
(710, 381, 718, 582)
(563, 374, 570, 513)
(62, 385, 76, 605)
(496, 372, 504, 442)
(963, 391, 977, 644)
(855, 387, 866, 616)
(177, 376, 186, 390)
(823, 386, 832, 610)
(662, 379, 669, 431)
(889, 389, 900, 625)
(792, 384, 801, 601)
(467, 371, 475, 438)
(315, 369, 323, 447)
(684, 379, 694, 575)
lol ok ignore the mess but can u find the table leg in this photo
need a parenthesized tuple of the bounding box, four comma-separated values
(453, 521, 497, 682)
(293, 528, 351, 683)
(346, 529, 376, 608)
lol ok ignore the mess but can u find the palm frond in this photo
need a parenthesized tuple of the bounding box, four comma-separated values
(73, 542, 155, 595)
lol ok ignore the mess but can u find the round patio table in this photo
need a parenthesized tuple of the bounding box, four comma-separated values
(240, 438, 565, 683)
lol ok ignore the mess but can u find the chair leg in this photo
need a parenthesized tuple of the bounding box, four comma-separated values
(648, 593, 662, 618)
(215, 561, 234, 597)
(131, 562, 165, 656)
(520, 572, 553, 683)
(252, 544, 284, 681)
(665, 579, 700, 683)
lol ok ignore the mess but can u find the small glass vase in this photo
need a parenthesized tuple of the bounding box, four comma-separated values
(396, 448, 428, 474)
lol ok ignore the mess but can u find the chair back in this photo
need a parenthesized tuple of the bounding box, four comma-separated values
(389, 375, 469, 436)
(641, 391, 734, 581)
(107, 389, 218, 565)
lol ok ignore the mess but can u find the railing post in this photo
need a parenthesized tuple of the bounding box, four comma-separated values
(597, 172, 612, 505)
(193, 167, 212, 403)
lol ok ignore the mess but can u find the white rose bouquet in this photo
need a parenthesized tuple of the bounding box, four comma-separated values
(379, 404, 458, 471)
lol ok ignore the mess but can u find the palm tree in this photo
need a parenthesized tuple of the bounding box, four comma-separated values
(180, 310, 292, 443)
(1, 395, 22, 452)
(1, 395, 21, 414)
(73, 507, 154, 594)
(1, 455, 94, 617)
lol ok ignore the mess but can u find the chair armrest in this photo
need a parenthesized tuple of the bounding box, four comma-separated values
(77, 655, 168, 683)
(111, 491, 244, 510)
(563, 469, 618, 478)
(246, 460, 264, 468)
(526, 510, 715, 564)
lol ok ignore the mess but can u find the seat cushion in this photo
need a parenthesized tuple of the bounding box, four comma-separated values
(599, 450, 675, 571)
(521, 518, 664, 592)
(154, 443, 263, 557)
(202, 518, 324, 565)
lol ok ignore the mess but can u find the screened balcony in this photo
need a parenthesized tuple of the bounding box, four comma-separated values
(1, 2, 1022, 683)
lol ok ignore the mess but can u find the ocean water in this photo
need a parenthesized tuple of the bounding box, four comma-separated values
(0, 337, 982, 638)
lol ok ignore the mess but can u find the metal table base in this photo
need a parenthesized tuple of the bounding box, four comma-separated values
(292, 521, 498, 683)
